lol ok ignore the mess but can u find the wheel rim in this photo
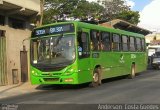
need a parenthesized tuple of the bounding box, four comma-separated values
(93, 72, 99, 82)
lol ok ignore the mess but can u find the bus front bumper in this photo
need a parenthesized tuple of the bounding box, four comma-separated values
(31, 73, 79, 85)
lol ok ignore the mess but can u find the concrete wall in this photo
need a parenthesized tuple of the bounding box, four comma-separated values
(3, 0, 40, 12)
(0, 25, 31, 84)
(0, 0, 40, 85)
(6, 28, 30, 84)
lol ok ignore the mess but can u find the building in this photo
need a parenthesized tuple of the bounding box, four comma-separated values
(0, 0, 40, 85)
(146, 33, 160, 58)
(99, 19, 151, 36)
(145, 33, 160, 44)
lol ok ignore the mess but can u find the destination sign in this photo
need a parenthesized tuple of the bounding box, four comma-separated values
(33, 23, 75, 37)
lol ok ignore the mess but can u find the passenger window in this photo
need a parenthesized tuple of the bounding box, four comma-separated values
(129, 37, 136, 51)
(122, 35, 129, 51)
(136, 38, 141, 51)
(78, 32, 90, 58)
(141, 39, 145, 51)
(112, 34, 121, 51)
(101, 32, 111, 51)
(91, 30, 100, 51)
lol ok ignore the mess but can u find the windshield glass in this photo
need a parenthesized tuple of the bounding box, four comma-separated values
(31, 34, 75, 65)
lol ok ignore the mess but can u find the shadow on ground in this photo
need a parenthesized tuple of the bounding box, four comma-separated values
(0, 83, 25, 94)
(35, 75, 130, 91)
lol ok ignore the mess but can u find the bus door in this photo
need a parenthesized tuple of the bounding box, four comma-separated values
(77, 28, 92, 83)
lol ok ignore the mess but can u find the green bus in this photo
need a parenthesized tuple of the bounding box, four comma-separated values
(30, 21, 147, 86)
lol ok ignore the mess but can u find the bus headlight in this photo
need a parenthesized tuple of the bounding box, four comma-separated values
(64, 71, 73, 75)
(64, 66, 77, 75)
(32, 70, 38, 76)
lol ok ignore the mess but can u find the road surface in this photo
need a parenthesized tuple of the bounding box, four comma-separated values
(0, 70, 160, 110)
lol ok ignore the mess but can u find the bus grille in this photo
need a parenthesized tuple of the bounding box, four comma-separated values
(43, 78, 59, 82)
(41, 73, 62, 76)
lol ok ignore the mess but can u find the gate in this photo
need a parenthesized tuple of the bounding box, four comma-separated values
(0, 30, 7, 85)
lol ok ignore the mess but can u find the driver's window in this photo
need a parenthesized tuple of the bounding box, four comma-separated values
(78, 32, 90, 58)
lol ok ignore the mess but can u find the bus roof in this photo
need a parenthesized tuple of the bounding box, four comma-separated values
(35, 21, 144, 38)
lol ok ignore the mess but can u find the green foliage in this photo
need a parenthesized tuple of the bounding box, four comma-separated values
(116, 11, 140, 25)
(43, 0, 140, 25)
(97, 0, 140, 25)
(99, 0, 130, 20)
(43, 0, 104, 24)
(43, 0, 78, 24)
(72, 1, 104, 20)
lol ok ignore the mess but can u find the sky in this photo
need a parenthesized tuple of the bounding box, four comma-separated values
(87, 0, 160, 32)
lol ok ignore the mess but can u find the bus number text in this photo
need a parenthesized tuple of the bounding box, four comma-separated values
(50, 27, 63, 33)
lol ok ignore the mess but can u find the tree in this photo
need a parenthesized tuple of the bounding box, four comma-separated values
(43, 0, 78, 24)
(43, 0, 140, 25)
(72, 0, 104, 20)
(98, 0, 140, 24)
(116, 10, 140, 25)
(98, 0, 130, 20)
(43, 0, 104, 24)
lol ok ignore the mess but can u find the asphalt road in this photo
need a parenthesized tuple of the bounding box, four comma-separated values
(0, 69, 160, 110)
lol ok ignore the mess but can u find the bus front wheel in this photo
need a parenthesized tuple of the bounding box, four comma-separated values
(90, 67, 102, 87)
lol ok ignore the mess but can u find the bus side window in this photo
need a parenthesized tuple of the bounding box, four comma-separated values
(91, 30, 100, 51)
(136, 38, 141, 51)
(112, 34, 121, 51)
(141, 39, 145, 51)
(78, 32, 90, 58)
(101, 32, 111, 51)
(129, 36, 136, 51)
(122, 35, 129, 51)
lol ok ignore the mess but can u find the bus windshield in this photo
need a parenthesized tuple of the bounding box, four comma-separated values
(31, 34, 75, 66)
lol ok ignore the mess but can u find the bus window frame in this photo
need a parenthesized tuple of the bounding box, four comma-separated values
(135, 37, 142, 52)
(101, 31, 111, 52)
(121, 34, 129, 52)
(90, 29, 101, 52)
(129, 36, 136, 52)
(141, 38, 146, 52)
(112, 33, 121, 51)
(78, 32, 90, 59)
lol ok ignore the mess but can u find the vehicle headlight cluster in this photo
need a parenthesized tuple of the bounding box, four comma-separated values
(64, 66, 77, 75)
(32, 70, 38, 76)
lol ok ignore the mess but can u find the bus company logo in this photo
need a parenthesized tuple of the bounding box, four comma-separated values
(119, 55, 125, 63)
(131, 54, 136, 59)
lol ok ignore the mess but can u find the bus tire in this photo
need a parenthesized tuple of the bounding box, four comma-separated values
(89, 67, 102, 87)
(129, 64, 135, 79)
